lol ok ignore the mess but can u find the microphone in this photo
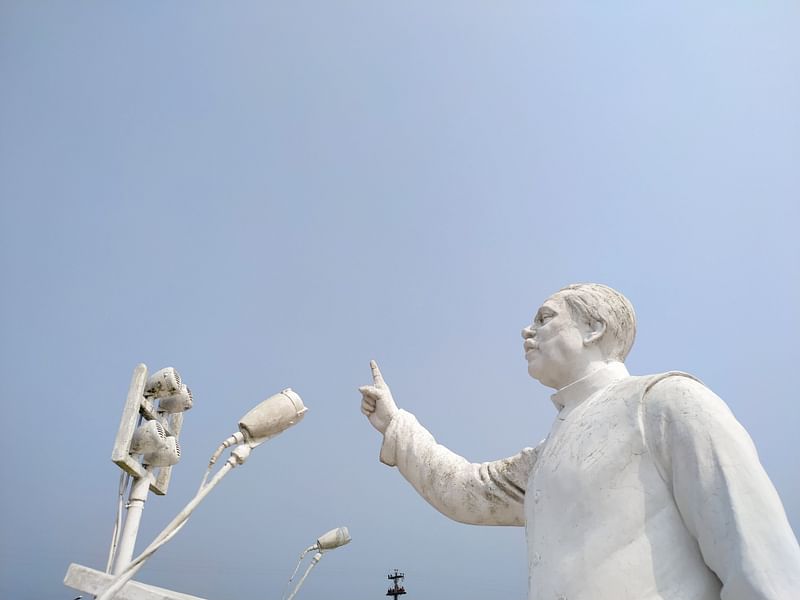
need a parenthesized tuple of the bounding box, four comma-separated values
(204, 389, 307, 479)
(284, 527, 352, 600)
(316, 527, 351, 551)
(143, 367, 182, 397)
(143, 367, 193, 413)
(129, 420, 181, 467)
(158, 385, 193, 413)
(238, 388, 307, 445)
(296, 527, 352, 562)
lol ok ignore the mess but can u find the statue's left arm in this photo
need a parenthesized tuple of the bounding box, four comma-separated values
(644, 376, 800, 600)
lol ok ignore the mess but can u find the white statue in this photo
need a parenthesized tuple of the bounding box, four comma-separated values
(359, 283, 800, 600)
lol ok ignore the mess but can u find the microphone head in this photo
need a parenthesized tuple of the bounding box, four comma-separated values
(157, 384, 193, 413)
(129, 420, 166, 454)
(129, 420, 181, 467)
(144, 367, 182, 399)
(142, 436, 181, 467)
(238, 388, 307, 444)
(316, 527, 351, 551)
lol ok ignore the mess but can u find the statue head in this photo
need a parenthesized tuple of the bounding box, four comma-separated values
(556, 283, 637, 362)
(522, 283, 636, 389)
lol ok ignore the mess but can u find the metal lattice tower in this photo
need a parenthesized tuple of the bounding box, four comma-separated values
(386, 570, 407, 600)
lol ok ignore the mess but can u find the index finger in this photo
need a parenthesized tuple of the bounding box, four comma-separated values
(370, 360, 385, 387)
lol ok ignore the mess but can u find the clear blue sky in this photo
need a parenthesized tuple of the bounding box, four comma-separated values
(1, 3, 798, 600)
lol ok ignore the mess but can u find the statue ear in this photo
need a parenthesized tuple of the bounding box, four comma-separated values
(583, 319, 606, 346)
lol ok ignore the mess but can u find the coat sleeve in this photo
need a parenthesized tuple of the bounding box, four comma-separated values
(644, 375, 800, 600)
(379, 409, 538, 526)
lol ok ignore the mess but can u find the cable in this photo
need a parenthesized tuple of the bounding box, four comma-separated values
(285, 553, 323, 600)
(282, 546, 316, 600)
(105, 413, 142, 572)
(198, 464, 213, 492)
(105, 472, 130, 573)
(199, 431, 244, 491)
(98, 463, 233, 600)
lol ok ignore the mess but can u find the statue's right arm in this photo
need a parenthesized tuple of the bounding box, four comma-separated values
(380, 409, 538, 526)
(359, 361, 538, 527)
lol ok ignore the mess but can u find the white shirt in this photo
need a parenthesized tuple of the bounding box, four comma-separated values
(379, 362, 800, 600)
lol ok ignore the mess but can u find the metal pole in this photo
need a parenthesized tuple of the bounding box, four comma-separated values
(97, 454, 242, 600)
(112, 469, 153, 574)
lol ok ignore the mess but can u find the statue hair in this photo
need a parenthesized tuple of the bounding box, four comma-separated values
(556, 283, 637, 362)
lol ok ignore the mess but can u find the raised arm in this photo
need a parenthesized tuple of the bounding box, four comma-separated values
(360, 361, 537, 526)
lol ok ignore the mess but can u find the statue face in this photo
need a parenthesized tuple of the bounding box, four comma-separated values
(521, 294, 588, 389)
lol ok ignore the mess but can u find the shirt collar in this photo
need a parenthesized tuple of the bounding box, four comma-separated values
(550, 361, 630, 411)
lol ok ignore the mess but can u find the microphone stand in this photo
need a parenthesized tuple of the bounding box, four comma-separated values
(286, 552, 323, 600)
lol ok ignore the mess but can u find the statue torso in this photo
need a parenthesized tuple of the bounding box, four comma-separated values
(525, 373, 721, 600)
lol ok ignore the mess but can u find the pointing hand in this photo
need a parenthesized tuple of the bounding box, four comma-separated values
(359, 360, 399, 434)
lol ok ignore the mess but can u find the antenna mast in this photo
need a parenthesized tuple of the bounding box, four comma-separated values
(386, 570, 407, 600)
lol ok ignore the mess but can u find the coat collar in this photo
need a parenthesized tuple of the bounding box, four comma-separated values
(550, 361, 630, 411)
